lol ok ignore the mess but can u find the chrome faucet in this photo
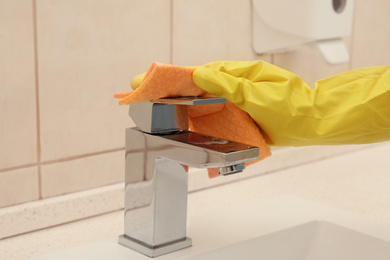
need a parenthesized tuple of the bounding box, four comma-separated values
(118, 97, 260, 257)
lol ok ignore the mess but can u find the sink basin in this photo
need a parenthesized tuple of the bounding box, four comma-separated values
(28, 195, 390, 260)
(187, 221, 390, 260)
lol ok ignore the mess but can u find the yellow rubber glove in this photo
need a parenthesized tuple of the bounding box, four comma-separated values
(192, 61, 390, 146)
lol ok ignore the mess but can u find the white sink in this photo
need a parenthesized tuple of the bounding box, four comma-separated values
(187, 221, 390, 260)
(29, 195, 390, 260)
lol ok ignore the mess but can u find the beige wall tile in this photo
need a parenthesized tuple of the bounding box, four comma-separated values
(272, 39, 352, 88)
(351, 0, 390, 69)
(172, 0, 271, 66)
(36, 0, 171, 161)
(0, 167, 39, 208)
(0, 0, 37, 169)
(41, 150, 124, 198)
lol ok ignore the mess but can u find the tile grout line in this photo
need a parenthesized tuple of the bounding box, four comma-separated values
(0, 148, 125, 174)
(0, 163, 38, 174)
(170, 0, 173, 64)
(32, 0, 42, 199)
(40, 147, 125, 166)
(348, 1, 358, 70)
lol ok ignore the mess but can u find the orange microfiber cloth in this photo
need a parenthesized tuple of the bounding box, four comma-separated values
(114, 62, 271, 178)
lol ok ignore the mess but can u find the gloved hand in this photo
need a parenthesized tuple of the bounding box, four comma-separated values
(114, 62, 272, 178)
(116, 60, 390, 177)
(192, 61, 390, 146)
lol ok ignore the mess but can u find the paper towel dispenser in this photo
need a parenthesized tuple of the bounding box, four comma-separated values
(252, 0, 355, 64)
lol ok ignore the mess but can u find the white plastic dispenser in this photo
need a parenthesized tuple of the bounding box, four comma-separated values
(252, 0, 355, 64)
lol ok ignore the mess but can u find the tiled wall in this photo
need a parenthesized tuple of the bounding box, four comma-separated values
(1, 0, 389, 208)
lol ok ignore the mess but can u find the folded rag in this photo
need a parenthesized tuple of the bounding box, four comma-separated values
(114, 62, 272, 178)
(116, 60, 390, 176)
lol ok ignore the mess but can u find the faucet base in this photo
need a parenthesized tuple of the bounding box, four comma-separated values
(118, 235, 192, 258)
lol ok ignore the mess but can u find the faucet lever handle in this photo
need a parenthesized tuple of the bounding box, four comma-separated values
(129, 97, 226, 134)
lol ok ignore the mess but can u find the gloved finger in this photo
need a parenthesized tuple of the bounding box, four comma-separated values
(131, 72, 146, 90)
